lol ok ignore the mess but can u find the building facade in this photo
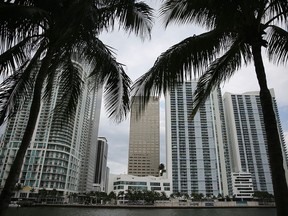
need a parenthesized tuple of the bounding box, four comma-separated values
(92, 137, 109, 192)
(108, 174, 171, 197)
(78, 87, 102, 193)
(128, 96, 160, 177)
(232, 172, 254, 200)
(166, 81, 231, 196)
(0, 60, 102, 195)
(223, 90, 288, 194)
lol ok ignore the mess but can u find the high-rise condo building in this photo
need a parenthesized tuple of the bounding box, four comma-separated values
(0, 60, 102, 195)
(128, 96, 160, 177)
(166, 81, 232, 196)
(223, 90, 288, 194)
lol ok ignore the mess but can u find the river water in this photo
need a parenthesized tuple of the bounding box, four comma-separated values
(6, 207, 276, 216)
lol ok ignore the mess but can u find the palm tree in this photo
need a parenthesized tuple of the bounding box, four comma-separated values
(38, 188, 47, 203)
(107, 191, 117, 204)
(0, 0, 153, 212)
(13, 183, 23, 199)
(158, 163, 166, 176)
(132, 1, 288, 215)
(117, 190, 125, 204)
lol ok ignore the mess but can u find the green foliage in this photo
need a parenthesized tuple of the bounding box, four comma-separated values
(121, 189, 168, 204)
(253, 191, 274, 201)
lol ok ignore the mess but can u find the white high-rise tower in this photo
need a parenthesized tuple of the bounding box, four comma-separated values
(223, 90, 288, 194)
(166, 81, 232, 196)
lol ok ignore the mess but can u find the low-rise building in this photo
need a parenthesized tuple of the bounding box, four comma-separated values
(108, 174, 172, 197)
(232, 172, 254, 200)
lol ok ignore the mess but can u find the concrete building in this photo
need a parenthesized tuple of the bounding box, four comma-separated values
(0, 60, 102, 195)
(92, 137, 109, 192)
(108, 174, 171, 197)
(223, 90, 288, 194)
(128, 96, 160, 177)
(166, 81, 232, 196)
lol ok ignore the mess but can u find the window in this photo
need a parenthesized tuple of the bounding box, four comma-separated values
(150, 182, 160, 186)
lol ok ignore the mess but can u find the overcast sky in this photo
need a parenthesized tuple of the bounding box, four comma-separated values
(98, 1, 288, 174)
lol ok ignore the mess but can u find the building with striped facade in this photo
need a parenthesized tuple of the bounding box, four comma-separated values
(223, 90, 288, 194)
(165, 81, 232, 196)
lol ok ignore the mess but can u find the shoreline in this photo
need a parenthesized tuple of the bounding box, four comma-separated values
(28, 203, 276, 209)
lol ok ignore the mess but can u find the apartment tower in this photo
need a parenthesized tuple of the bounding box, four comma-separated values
(166, 81, 232, 196)
(128, 96, 160, 177)
(223, 90, 288, 194)
(0, 60, 102, 194)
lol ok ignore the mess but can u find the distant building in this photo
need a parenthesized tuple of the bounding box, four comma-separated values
(128, 96, 160, 177)
(78, 88, 102, 193)
(166, 81, 232, 196)
(223, 90, 288, 194)
(108, 174, 171, 197)
(232, 172, 254, 200)
(0, 60, 102, 195)
(92, 137, 109, 192)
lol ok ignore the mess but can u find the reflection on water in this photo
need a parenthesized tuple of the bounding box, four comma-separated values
(6, 207, 276, 216)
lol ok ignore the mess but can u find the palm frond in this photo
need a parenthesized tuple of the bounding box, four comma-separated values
(131, 29, 230, 102)
(81, 36, 131, 123)
(160, 0, 238, 29)
(103, 66, 131, 123)
(0, 62, 37, 125)
(192, 39, 252, 117)
(0, 35, 42, 75)
(267, 25, 288, 64)
(115, 1, 154, 39)
(266, 0, 288, 23)
(52, 57, 84, 122)
(0, 3, 48, 21)
(0, 42, 45, 125)
(97, 0, 153, 39)
(160, 0, 212, 27)
(0, 3, 48, 41)
(42, 46, 72, 101)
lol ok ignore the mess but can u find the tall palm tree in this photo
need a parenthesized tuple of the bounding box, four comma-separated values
(0, 0, 153, 212)
(132, 1, 288, 215)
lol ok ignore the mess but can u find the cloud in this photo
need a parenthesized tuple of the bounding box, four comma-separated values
(107, 161, 128, 175)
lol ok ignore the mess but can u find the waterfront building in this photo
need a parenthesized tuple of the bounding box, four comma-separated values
(232, 172, 254, 200)
(92, 137, 109, 193)
(223, 90, 288, 194)
(128, 96, 160, 177)
(108, 174, 171, 197)
(0, 60, 102, 195)
(165, 81, 232, 196)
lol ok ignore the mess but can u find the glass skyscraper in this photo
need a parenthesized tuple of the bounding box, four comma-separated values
(128, 96, 160, 177)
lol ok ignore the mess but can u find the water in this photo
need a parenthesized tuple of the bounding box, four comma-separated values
(6, 207, 276, 216)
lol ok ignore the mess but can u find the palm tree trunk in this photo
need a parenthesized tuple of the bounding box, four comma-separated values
(252, 44, 288, 216)
(0, 47, 55, 215)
